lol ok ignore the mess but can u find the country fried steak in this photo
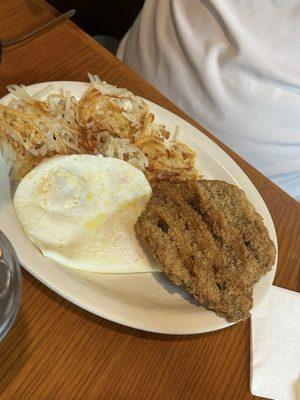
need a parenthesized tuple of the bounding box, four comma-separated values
(135, 179, 276, 322)
(197, 180, 276, 278)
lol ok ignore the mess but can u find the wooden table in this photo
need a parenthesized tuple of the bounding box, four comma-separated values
(0, 1, 299, 399)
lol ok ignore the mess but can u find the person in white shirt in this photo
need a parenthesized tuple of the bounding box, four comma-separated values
(117, 0, 300, 200)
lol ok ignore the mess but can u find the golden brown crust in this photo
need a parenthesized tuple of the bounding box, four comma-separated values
(135, 179, 276, 322)
(196, 180, 276, 278)
(0, 82, 199, 183)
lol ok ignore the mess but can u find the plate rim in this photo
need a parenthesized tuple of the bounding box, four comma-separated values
(0, 81, 278, 334)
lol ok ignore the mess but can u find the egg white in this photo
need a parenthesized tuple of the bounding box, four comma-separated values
(13, 155, 159, 273)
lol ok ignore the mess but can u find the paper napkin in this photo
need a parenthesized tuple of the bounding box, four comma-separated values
(250, 285, 300, 400)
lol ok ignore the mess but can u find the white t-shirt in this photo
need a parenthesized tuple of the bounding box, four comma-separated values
(117, 0, 300, 200)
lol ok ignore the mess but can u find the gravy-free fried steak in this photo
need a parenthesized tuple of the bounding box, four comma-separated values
(196, 180, 276, 278)
(135, 180, 276, 322)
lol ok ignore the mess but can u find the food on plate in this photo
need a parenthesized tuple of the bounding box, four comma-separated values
(0, 85, 82, 180)
(135, 179, 276, 321)
(0, 77, 276, 325)
(196, 180, 276, 278)
(0, 74, 198, 183)
(79, 74, 198, 183)
(13, 154, 160, 273)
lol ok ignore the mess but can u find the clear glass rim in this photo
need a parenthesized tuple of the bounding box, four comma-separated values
(0, 231, 22, 341)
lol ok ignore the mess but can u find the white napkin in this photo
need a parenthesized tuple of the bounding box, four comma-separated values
(250, 285, 300, 400)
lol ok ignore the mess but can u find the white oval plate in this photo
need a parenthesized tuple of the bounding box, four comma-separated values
(0, 82, 277, 334)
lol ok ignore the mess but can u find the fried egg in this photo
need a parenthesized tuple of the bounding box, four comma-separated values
(13, 155, 159, 273)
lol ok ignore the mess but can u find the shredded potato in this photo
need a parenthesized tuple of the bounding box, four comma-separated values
(0, 74, 199, 183)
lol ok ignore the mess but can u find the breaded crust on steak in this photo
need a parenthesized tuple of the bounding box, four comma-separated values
(135, 180, 276, 322)
(197, 180, 276, 278)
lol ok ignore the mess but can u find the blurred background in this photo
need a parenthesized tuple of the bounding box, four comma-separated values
(47, 0, 145, 39)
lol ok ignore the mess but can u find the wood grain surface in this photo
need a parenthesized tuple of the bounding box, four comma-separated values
(0, 1, 299, 399)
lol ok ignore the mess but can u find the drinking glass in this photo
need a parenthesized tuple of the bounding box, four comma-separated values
(0, 231, 22, 341)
